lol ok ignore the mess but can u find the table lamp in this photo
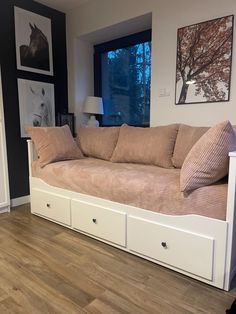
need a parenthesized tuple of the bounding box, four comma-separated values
(83, 96, 104, 127)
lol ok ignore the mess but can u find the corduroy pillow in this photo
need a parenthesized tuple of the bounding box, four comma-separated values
(27, 125, 84, 167)
(180, 121, 236, 192)
(76, 127, 120, 161)
(111, 124, 179, 168)
(172, 124, 209, 168)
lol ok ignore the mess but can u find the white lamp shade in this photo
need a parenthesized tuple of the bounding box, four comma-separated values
(83, 96, 104, 115)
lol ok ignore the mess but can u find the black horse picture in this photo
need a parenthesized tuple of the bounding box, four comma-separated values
(20, 23, 50, 71)
(14, 6, 53, 75)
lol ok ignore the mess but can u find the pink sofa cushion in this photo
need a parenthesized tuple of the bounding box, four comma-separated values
(27, 125, 84, 167)
(111, 124, 179, 168)
(172, 124, 209, 168)
(76, 127, 120, 161)
(180, 120, 236, 192)
(32, 158, 228, 220)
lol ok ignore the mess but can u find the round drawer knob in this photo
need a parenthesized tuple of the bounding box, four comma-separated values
(161, 242, 167, 248)
(46, 203, 51, 208)
(92, 218, 97, 224)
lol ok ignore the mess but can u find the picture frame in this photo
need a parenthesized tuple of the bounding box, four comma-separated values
(14, 6, 53, 76)
(175, 15, 234, 105)
(17, 79, 55, 137)
(57, 113, 75, 136)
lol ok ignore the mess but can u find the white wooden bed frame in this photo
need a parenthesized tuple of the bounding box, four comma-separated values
(27, 140, 236, 291)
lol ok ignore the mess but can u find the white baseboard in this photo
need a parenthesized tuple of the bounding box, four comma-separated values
(0, 206, 10, 213)
(11, 195, 30, 207)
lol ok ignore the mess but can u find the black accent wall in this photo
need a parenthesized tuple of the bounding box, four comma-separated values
(0, 0, 68, 199)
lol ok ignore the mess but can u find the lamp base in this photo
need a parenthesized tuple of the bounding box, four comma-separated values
(87, 115, 99, 127)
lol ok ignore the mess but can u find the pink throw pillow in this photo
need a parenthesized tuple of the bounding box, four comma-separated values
(172, 124, 209, 168)
(180, 121, 236, 192)
(111, 124, 179, 168)
(76, 127, 120, 161)
(27, 125, 84, 167)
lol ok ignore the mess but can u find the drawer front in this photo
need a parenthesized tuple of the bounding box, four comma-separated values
(31, 188, 71, 226)
(127, 216, 214, 280)
(71, 199, 126, 247)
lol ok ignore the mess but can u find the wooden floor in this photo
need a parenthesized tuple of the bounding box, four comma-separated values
(0, 205, 235, 314)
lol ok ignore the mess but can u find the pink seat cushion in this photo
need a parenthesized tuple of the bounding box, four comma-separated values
(32, 158, 228, 220)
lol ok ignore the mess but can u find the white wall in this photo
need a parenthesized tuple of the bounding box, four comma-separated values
(67, 0, 236, 127)
(74, 39, 94, 128)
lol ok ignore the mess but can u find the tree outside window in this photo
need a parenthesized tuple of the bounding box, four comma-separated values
(94, 31, 151, 127)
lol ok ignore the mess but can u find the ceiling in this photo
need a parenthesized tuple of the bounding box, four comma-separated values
(80, 13, 152, 45)
(36, 0, 89, 12)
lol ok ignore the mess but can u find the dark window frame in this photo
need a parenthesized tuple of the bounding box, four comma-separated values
(94, 29, 152, 127)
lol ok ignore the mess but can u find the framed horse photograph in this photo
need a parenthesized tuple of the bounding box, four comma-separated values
(17, 79, 55, 137)
(57, 113, 75, 136)
(14, 7, 53, 76)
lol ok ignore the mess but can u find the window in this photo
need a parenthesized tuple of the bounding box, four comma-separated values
(94, 30, 151, 126)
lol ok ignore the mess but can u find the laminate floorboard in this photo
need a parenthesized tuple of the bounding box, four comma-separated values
(0, 204, 235, 314)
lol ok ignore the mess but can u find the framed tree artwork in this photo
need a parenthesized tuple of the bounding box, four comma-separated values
(14, 6, 53, 76)
(175, 15, 234, 104)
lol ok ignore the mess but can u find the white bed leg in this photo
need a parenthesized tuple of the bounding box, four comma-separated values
(27, 139, 37, 178)
(224, 152, 236, 290)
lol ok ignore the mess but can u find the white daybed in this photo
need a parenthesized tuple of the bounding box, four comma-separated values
(27, 137, 236, 291)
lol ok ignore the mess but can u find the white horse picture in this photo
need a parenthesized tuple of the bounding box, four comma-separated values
(18, 79, 55, 137)
(30, 86, 52, 127)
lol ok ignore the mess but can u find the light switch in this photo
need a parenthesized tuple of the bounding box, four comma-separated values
(159, 88, 170, 97)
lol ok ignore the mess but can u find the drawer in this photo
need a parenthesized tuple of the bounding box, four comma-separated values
(71, 199, 126, 247)
(127, 216, 214, 280)
(31, 188, 71, 226)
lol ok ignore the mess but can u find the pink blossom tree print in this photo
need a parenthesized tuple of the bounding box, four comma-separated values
(176, 15, 233, 104)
